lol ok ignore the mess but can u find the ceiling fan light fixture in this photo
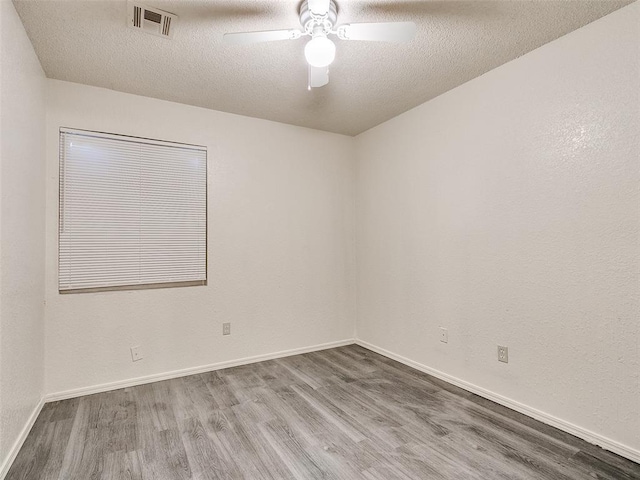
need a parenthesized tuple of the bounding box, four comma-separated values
(223, 0, 417, 88)
(304, 35, 336, 68)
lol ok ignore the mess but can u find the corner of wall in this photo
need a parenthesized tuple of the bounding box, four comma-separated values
(0, 0, 48, 477)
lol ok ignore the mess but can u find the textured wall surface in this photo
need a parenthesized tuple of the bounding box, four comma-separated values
(355, 2, 639, 453)
(0, 0, 46, 470)
(44, 80, 356, 395)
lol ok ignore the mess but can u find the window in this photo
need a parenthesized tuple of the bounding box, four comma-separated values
(59, 128, 207, 293)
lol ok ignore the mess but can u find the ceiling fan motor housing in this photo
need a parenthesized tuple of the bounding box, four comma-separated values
(299, 0, 338, 34)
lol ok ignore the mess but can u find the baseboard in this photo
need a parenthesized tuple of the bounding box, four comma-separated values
(355, 339, 640, 464)
(0, 397, 45, 480)
(45, 338, 355, 403)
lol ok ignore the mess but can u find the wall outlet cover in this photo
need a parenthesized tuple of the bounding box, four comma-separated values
(498, 345, 508, 363)
(223, 322, 231, 336)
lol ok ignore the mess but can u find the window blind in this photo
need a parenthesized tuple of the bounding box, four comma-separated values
(59, 128, 207, 292)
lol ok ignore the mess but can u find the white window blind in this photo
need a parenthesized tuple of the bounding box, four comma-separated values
(59, 128, 207, 292)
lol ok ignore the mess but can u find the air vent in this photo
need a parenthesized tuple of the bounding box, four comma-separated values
(128, 2, 177, 39)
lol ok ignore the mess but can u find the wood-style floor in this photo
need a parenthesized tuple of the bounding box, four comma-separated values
(7, 345, 640, 479)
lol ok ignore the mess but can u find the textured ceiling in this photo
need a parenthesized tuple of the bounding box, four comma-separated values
(14, 0, 632, 136)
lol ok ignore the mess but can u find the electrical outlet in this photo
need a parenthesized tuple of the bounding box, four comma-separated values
(223, 323, 231, 336)
(498, 345, 508, 363)
(439, 327, 448, 343)
(130, 345, 143, 362)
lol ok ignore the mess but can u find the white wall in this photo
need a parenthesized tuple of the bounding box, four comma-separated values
(45, 80, 356, 395)
(0, 0, 46, 472)
(355, 2, 639, 457)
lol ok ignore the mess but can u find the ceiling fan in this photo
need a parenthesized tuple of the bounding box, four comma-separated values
(223, 0, 417, 90)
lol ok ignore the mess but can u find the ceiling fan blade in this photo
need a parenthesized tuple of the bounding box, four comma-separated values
(223, 29, 301, 45)
(308, 0, 331, 15)
(337, 22, 416, 43)
(308, 65, 329, 89)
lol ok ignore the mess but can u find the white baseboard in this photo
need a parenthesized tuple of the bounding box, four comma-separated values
(45, 338, 355, 403)
(355, 339, 640, 465)
(0, 397, 45, 480)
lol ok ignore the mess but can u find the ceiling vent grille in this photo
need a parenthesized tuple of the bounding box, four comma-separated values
(128, 3, 177, 39)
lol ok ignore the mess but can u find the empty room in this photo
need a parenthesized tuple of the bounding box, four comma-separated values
(1, 0, 639, 478)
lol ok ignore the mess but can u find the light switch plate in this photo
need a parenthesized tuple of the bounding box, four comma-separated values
(130, 345, 143, 362)
(439, 327, 448, 343)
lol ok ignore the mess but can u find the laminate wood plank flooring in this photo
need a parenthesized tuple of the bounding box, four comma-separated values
(7, 345, 640, 479)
